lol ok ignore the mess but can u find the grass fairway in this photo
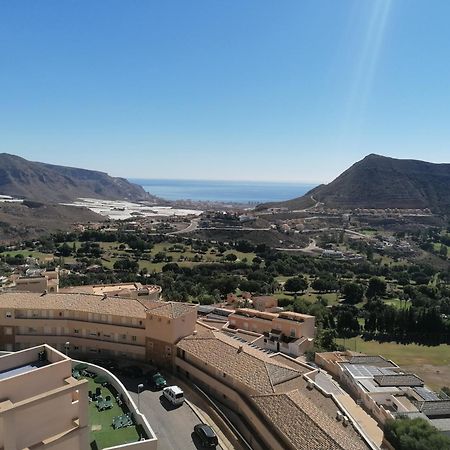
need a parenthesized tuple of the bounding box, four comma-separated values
(337, 337, 450, 390)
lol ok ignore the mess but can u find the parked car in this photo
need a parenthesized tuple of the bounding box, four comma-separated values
(194, 424, 218, 448)
(120, 365, 143, 378)
(162, 385, 184, 406)
(147, 371, 167, 389)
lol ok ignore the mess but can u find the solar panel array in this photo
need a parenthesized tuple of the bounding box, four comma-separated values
(415, 387, 440, 401)
(343, 363, 396, 378)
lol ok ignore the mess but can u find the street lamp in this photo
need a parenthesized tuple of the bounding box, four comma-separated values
(137, 383, 144, 411)
(64, 341, 70, 356)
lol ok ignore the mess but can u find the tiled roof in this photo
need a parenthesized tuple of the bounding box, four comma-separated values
(0, 292, 147, 318)
(373, 374, 423, 387)
(252, 390, 368, 450)
(144, 301, 196, 319)
(419, 400, 450, 417)
(0, 292, 195, 320)
(177, 330, 301, 394)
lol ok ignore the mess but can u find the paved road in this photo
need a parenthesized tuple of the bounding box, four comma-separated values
(120, 375, 222, 450)
(170, 218, 200, 235)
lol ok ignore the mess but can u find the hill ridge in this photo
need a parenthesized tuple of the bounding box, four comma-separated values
(260, 154, 450, 212)
(0, 153, 156, 203)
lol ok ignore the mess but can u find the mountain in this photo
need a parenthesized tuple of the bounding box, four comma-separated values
(261, 154, 450, 212)
(0, 153, 156, 203)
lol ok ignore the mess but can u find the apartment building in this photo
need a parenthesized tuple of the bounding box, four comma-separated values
(0, 344, 88, 450)
(224, 308, 315, 356)
(0, 292, 196, 367)
(175, 323, 370, 450)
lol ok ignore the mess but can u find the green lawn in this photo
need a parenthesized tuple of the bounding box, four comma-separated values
(84, 377, 142, 449)
(383, 298, 411, 309)
(336, 337, 450, 390)
(0, 250, 55, 261)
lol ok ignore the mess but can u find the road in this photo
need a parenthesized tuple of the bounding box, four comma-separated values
(170, 218, 200, 235)
(120, 375, 223, 450)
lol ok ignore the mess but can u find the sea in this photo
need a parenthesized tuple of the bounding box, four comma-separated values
(130, 179, 317, 204)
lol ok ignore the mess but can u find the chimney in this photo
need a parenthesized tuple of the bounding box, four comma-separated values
(40, 289, 48, 297)
(237, 345, 243, 354)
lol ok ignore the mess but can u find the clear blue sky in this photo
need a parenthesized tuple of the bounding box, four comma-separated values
(1, 0, 450, 183)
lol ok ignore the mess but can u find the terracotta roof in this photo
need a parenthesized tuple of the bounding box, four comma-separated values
(0, 292, 147, 318)
(253, 391, 368, 450)
(177, 330, 301, 394)
(0, 292, 195, 320)
(144, 301, 197, 319)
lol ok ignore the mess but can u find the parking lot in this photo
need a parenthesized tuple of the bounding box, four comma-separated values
(119, 374, 224, 450)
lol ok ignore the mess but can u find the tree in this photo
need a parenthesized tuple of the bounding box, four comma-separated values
(335, 306, 360, 338)
(57, 243, 72, 257)
(342, 283, 365, 305)
(366, 277, 386, 299)
(225, 253, 237, 262)
(384, 417, 450, 450)
(284, 276, 308, 297)
(318, 328, 337, 351)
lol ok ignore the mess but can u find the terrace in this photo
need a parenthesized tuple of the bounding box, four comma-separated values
(80, 374, 145, 449)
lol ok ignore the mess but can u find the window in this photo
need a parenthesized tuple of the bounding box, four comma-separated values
(5, 312, 12, 318)
(74, 329, 80, 334)
(132, 336, 137, 342)
(121, 334, 127, 340)
(74, 345, 80, 351)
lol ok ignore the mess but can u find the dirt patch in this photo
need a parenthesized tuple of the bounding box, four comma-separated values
(402, 364, 450, 391)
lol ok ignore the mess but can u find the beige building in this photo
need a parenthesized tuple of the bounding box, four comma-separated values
(9, 270, 59, 294)
(224, 308, 315, 356)
(175, 323, 370, 450)
(0, 344, 88, 450)
(251, 295, 278, 311)
(0, 292, 196, 367)
(60, 282, 161, 300)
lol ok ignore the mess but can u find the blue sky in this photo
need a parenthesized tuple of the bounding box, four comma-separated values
(1, 0, 450, 183)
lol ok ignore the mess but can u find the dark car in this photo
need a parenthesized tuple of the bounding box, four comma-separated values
(147, 371, 167, 389)
(194, 424, 218, 448)
(120, 365, 143, 378)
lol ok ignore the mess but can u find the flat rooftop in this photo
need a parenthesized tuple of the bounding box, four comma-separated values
(0, 360, 49, 381)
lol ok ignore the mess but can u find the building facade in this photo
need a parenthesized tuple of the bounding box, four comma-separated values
(224, 308, 315, 356)
(0, 292, 196, 367)
(0, 344, 88, 450)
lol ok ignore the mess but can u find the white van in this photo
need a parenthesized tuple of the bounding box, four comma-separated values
(163, 385, 185, 406)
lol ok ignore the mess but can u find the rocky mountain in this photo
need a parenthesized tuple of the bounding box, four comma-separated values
(0, 153, 156, 203)
(261, 154, 450, 212)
